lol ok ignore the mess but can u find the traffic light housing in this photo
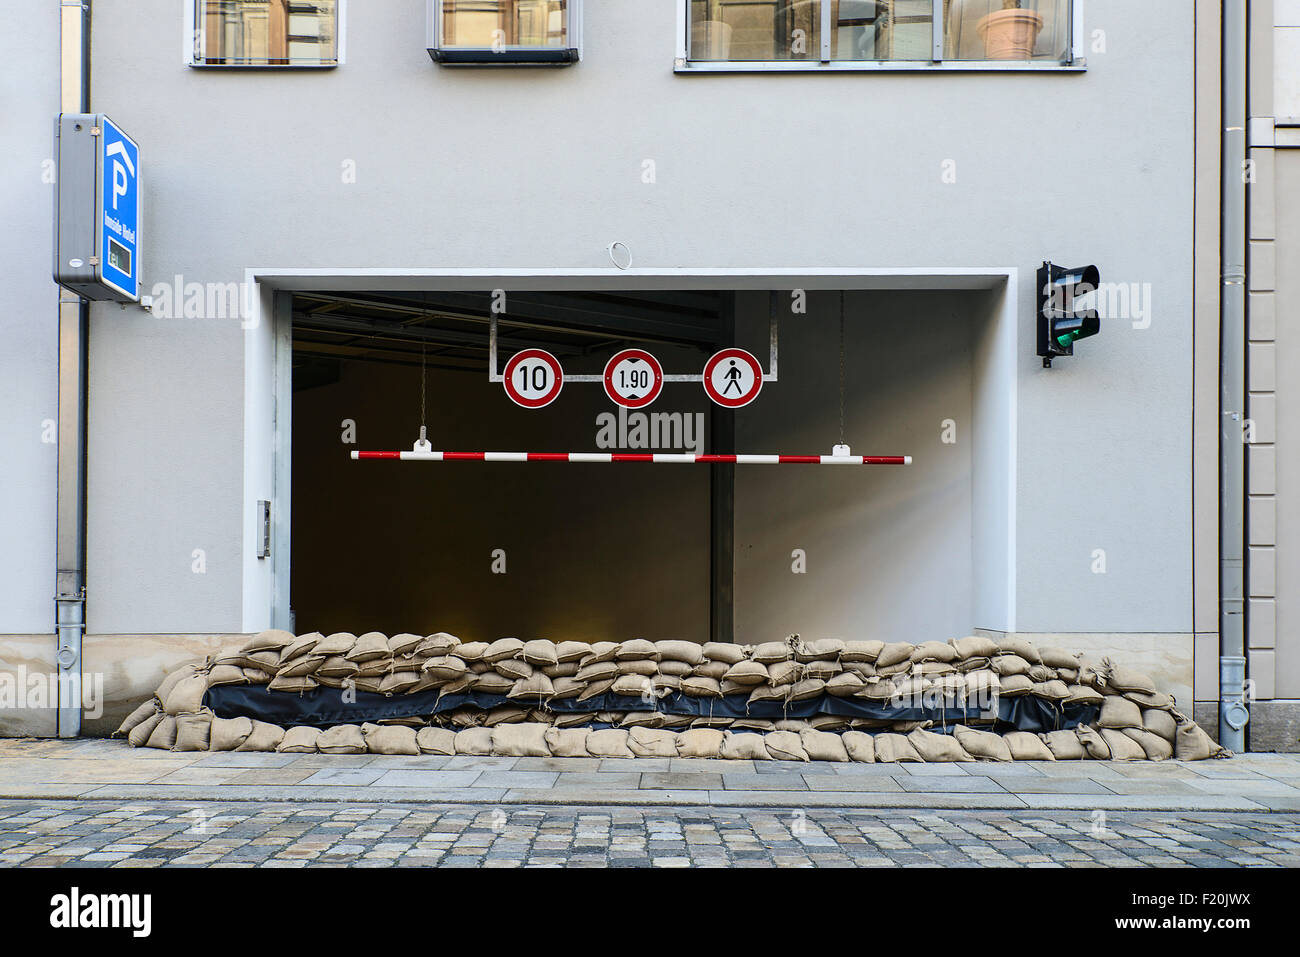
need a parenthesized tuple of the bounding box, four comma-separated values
(1037, 262, 1100, 368)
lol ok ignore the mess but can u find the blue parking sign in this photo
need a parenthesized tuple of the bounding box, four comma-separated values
(99, 116, 139, 300)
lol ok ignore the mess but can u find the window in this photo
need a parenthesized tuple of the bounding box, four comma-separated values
(191, 1, 340, 67)
(429, 1, 581, 64)
(684, 0, 1077, 69)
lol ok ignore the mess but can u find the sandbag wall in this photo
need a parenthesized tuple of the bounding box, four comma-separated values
(115, 631, 1229, 761)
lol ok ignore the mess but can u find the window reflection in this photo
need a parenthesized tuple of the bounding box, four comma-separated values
(441, 0, 569, 49)
(201, 0, 338, 66)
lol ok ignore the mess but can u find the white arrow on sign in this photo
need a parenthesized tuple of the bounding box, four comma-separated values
(106, 140, 135, 211)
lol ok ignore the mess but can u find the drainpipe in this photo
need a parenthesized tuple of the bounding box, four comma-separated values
(55, 0, 90, 738)
(1219, 0, 1249, 752)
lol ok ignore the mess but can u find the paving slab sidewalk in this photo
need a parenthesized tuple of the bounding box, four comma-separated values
(1, 739, 1298, 811)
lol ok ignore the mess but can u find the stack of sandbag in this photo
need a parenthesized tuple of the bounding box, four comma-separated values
(114, 630, 1231, 761)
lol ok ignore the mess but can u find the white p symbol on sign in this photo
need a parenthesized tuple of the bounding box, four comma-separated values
(106, 141, 134, 211)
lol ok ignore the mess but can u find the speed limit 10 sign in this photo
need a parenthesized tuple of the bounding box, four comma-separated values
(502, 349, 564, 408)
(603, 349, 664, 409)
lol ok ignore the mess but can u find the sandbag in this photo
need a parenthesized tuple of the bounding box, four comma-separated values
(1003, 731, 1054, 761)
(145, 715, 178, 750)
(1075, 726, 1111, 760)
(315, 632, 358, 656)
(485, 637, 525, 663)
(454, 727, 494, 755)
(794, 638, 844, 662)
(677, 729, 725, 759)
(873, 733, 923, 763)
(1038, 647, 1080, 670)
(554, 640, 589, 663)
(267, 675, 318, 694)
(720, 732, 770, 761)
(751, 641, 792, 664)
(1041, 729, 1085, 760)
(1121, 727, 1172, 761)
(1142, 708, 1178, 742)
(1107, 665, 1156, 695)
(520, 640, 558, 667)
(911, 641, 957, 663)
(415, 727, 458, 756)
(206, 664, 248, 687)
(951, 635, 999, 659)
(953, 725, 1012, 762)
(417, 632, 460, 656)
(545, 727, 591, 757)
(1099, 728, 1146, 761)
(628, 727, 678, 757)
(174, 712, 213, 752)
(241, 629, 296, 654)
(386, 633, 423, 657)
(346, 632, 390, 662)
(318, 724, 367, 754)
(153, 664, 199, 707)
(1175, 719, 1227, 760)
(616, 639, 659, 661)
(841, 730, 876, 762)
(724, 661, 769, 686)
(491, 723, 551, 757)
(826, 672, 865, 697)
(698, 641, 745, 665)
(908, 728, 972, 762)
(875, 642, 913, 669)
(656, 640, 704, 665)
(841, 640, 884, 663)
(585, 729, 634, 758)
(494, 658, 533, 681)
(210, 715, 254, 751)
(681, 676, 723, 698)
(363, 723, 419, 755)
(995, 637, 1042, 664)
(278, 726, 322, 753)
(1098, 695, 1143, 729)
(127, 712, 164, 748)
(800, 729, 849, 762)
(507, 673, 554, 700)
(114, 699, 158, 738)
(764, 730, 809, 761)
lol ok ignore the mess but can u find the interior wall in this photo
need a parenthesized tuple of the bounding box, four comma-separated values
(733, 290, 977, 644)
(291, 339, 713, 642)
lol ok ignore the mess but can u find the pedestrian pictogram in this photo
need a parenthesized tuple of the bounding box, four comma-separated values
(603, 349, 664, 409)
(703, 348, 764, 408)
(502, 349, 564, 408)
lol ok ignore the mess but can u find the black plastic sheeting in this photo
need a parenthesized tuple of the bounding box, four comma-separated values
(206, 685, 1098, 735)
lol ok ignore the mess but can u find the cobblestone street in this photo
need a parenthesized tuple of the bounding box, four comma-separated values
(1, 801, 1296, 868)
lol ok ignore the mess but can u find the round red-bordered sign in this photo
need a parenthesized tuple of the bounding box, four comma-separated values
(703, 348, 764, 408)
(603, 349, 664, 409)
(502, 349, 564, 409)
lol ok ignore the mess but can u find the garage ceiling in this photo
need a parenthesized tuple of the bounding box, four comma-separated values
(292, 289, 729, 375)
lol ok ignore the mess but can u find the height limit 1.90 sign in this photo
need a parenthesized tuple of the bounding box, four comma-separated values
(603, 349, 663, 409)
(503, 349, 564, 409)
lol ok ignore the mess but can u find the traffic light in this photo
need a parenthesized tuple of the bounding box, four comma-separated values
(1037, 262, 1100, 368)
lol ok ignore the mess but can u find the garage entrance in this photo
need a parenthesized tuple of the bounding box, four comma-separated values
(266, 273, 1015, 646)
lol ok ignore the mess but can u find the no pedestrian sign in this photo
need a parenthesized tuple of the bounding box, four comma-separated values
(603, 349, 663, 409)
(703, 348, 763, 408)
(503, 349, 564, 408)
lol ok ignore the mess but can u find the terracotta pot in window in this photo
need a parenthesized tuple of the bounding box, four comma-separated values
(977, 6, 1044, 59)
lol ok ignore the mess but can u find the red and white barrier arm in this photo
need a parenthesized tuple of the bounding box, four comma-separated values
(351, 451, 911, 465)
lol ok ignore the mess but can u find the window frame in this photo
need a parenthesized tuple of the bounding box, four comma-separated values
(185, 0, 346, 69)
(426, 0, 582, 66)
(675, 0, 1085, 72)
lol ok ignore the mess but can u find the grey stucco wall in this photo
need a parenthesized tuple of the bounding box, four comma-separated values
(2, 1, 1197, 642)
(0, 9, 60, 636)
